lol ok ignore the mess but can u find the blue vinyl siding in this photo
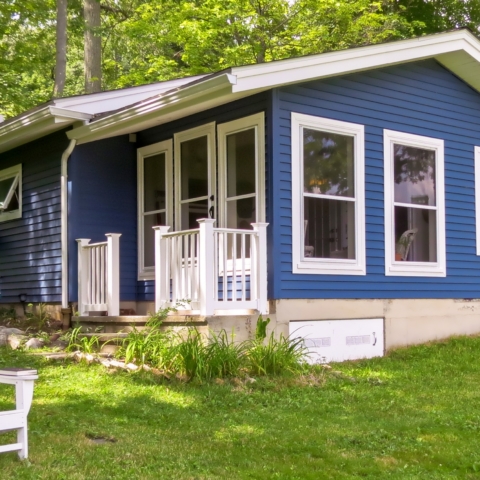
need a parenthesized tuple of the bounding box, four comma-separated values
(136, 92, 269, 301)
(271, 59, 480, 299)
(68, 93, 269, 304)
(0, 129, 69, 303)
(68, 135, 137, 302)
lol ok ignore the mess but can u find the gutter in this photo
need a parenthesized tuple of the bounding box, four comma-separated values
(68, 73, 237, 144)
(61, 139, 77, 310)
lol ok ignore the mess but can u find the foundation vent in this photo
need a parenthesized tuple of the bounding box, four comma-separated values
(289, 318, 384, 364)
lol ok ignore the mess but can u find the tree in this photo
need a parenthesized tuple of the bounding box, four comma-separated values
(84, 0, 102, 93)
(54, 0, 68, 97)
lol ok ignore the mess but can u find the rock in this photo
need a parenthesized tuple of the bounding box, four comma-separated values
(0, 333, 7, 347)
(73, 351, 84, 362)
(0, 327, 25, 335)
(100, 359, 112, 368)
(25, 338, 45, 350)
(109, 360, 125, 369)
(8, 334, 26, 350)
(50, 339, 68, 350)
(125, 363, 138, 371)
(85, 354, 95, 364)
(141, 364, 151, 372)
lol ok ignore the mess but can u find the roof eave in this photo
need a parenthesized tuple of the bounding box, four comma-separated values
(68, 73, 238, 144)
(0, 106, 92, 154)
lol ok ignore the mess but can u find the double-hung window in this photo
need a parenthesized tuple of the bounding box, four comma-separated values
(291, 113, 366, 275)
(384, 130, 446, 276)
(137, 140, 172, 280)
(0, 164, 22, 222)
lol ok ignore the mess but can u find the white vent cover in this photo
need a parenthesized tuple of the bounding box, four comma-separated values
(289, 318, 384, 364)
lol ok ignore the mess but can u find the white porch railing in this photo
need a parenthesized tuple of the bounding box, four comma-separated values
(154, 219, 268, 315)
(76, 234, 121, 316)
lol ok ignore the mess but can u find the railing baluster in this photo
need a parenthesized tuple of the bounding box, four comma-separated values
(232, 233, 237, 303)
(241, 233, 246, 301)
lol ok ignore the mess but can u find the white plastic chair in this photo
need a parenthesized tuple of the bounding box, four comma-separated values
(0, 370, 38, 460)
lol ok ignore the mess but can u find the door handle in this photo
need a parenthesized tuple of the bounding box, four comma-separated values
(209, 206, 215, 218)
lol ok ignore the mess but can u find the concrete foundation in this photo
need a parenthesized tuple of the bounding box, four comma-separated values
(268, 298, 480, 350)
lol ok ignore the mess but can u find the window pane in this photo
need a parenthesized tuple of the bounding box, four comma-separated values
(394, 206, 437, 262)
(0, 176, 15, 207)
(226, 196, 255, 229)
(303, 129, 354, 198)
(304, 197, 355, 259)
(144, 212, 166, 268)
(144, 153, 166, 213)
(226, 128, 255, 197)
(181, 199, 208, 230)
(393, 144, 436, 206)
(181, 136, 208, 200)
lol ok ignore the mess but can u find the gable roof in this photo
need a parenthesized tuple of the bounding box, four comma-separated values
(67, 29, 480, 145)
(0, 75, 206, 153)
(2, 29, 480, 153)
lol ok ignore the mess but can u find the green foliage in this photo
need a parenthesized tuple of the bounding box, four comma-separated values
(0, 306, 16, 323)
(255, 315, 270, 341)
(4, 335, 480, 477)
(247, 331, 307, 376)
(25, 303, 52, 331)
(65, 326, 100, 354)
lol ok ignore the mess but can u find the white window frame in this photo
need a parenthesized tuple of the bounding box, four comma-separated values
(0, 164, 22, 223)
(217, 112, 266, 227)
(137, 140, 173, 280)
(475, 146, 480, 255)
(174, 123, 216, 231)
(384, 129, 446, 277)
(291, 113, 366, 275)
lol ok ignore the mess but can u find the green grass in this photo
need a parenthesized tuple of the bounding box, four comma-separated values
(2, 336, 480, 478)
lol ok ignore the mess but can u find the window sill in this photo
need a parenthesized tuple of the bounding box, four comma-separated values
(294, 259, 366, 276)
(385, 261, 446, 277)
(0, 209, 21, 223)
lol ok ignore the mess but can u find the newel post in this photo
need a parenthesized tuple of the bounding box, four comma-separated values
(154, 226, 171, 312)
(252, 223, 268, 314)
(198, 218, 216, 316)
(106, 233, 121, 316)
(76, 238, 91, 316)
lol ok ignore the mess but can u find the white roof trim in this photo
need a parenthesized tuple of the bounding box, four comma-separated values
(68, 73, 237, 144)
(0, 106, 92, 154)
(231, 29, 480, 92)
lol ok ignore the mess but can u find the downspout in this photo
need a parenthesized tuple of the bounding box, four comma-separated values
(61, 139, 77, 311)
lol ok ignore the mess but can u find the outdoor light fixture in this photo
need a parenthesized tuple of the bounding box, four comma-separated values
(18, 293, 27, 315)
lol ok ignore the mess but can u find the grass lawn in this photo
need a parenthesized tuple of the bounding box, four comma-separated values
(1, 337, 480, 479)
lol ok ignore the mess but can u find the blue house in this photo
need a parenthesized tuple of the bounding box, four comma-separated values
(2, 29, 480, 352)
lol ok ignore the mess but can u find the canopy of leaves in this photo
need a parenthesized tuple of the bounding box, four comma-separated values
(0, 0, 478, 118)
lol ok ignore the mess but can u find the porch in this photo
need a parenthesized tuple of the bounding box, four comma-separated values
(76, 219, 268, 318)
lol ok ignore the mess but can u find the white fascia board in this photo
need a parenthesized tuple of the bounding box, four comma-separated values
(68, 73, 237, 144)
(0, 106, 92, 154)
(54, 75, 207, 115)
(231, 30, 480, 93)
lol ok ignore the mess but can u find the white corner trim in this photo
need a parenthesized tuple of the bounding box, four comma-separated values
(384, 129, 446, 277)
(475, 146, 480, 256)
(137, 139, 173, 281)
(291, 112, 366, 275)
(217, 112, 266, 227)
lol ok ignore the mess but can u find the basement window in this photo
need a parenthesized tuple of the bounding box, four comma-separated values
(0, 164, 22, 222)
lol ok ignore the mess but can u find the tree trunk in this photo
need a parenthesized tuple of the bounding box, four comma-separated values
(84, 0, 101, 93)
(53, 0, 67, 98)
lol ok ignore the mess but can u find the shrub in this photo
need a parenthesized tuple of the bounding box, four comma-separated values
(247, 331, 307, 376)
(66, 326, 99, 354)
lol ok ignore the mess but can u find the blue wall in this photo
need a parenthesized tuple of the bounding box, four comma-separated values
(136, 92, 269, 301)
(270, 59, 480, 299)
(68, 93, 269, 303)
(68, 135, 137, 302)
(0, 129, 69, 303)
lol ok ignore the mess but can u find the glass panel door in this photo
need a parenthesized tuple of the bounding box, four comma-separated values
(174, 123, 216, 231)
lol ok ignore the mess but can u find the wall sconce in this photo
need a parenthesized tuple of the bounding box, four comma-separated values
(18, 293, 27, 315)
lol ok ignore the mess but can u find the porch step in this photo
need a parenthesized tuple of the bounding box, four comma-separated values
(76, 315, 208, 333)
